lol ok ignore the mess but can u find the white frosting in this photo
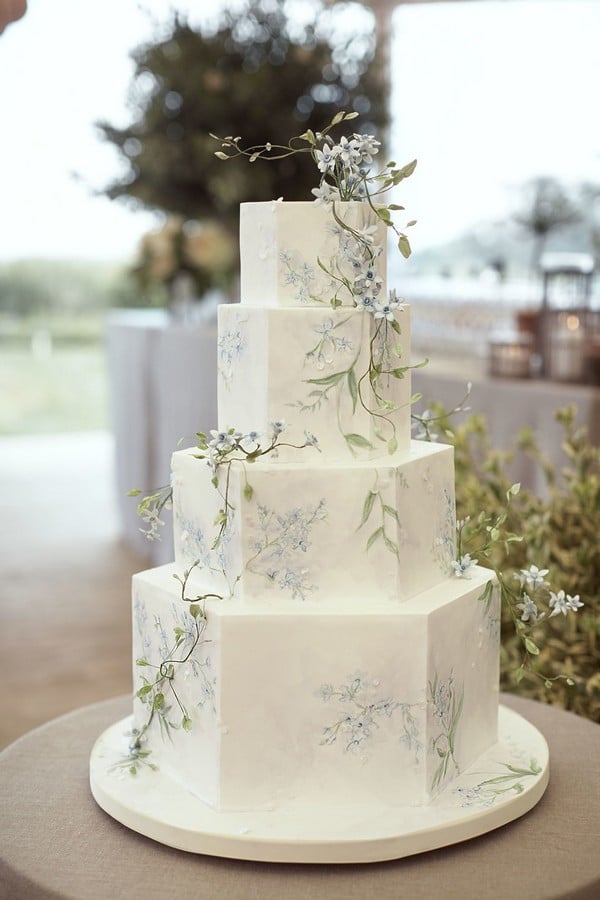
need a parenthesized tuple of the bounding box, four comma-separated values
(128, 200, 501, 815)
(132, 563, 499, 811)
(172, 440, 456, 605)
(240, 201, 387, 308)
(218, 304, 412, 461)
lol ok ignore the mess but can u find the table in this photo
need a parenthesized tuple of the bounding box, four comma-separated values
(106, 309, 218, 564)
(1, 695, 598, 900)
(413, 362, 600, 496)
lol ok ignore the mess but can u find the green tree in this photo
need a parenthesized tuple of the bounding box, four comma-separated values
(512, 177, 581, 273)
(97, 0, 387, 242)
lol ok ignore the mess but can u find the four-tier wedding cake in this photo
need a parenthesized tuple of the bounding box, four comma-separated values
(127, 193, 500, 814)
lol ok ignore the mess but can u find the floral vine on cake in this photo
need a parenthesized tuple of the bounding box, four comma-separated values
(317, 673, 423, 761)
(112, 562, 222, 776)
(212, 111, 427, 455)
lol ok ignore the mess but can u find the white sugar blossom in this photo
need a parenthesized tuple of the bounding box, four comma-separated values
(353, 133, 381, 164)
(549, 590, 583, 617)
(315, 143, 336, 173)
(516, 565, 549, 591)
(354, 265, 383, 295)
(354, 224, 379, 245)
(270, 419, 286, 436)
(451, 554, 478, 578)
(335, 135, 362, 167)
(311, 181, 340, 205)
(355, 294, 377, 312)
(374, 300, 397, 321)
(139, 508, 164, 541)
(208, 429, 236, 452)
(516, 594, 542, 623)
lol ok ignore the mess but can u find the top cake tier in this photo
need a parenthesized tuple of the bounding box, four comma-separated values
(240, 201, 387, 308)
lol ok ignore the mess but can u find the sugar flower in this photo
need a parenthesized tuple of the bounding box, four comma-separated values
(549, 590, 583, 617)
(451, 554, 477, 578)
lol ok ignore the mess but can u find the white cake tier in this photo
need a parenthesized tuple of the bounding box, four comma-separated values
(218, 304, 412, 462)
(240, 201, 387, 308)
(171, 439, 456, 605)
(131, 563, 499, 812)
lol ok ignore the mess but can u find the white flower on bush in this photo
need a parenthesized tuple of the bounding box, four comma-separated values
(549, 590, 584, 617)
(516, 565, 549, 591)
(516, 594, 542, 623)
(451, 554, 478, 578)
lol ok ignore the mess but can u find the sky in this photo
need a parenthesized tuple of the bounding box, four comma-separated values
(0, 0, 598, 262)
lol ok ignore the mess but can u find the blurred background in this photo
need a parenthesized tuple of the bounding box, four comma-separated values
(1, 0, 599, 748)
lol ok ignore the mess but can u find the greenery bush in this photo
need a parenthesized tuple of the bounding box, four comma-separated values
(443, 405, 599, 722)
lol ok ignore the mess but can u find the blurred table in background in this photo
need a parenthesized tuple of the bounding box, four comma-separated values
(413, 356, 600, 495)
(106, 309, 218, 564)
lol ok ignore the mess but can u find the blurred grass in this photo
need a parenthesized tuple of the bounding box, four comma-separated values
(0, 341, 108, 434)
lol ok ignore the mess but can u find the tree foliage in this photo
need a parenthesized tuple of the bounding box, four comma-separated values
(97, 0, 387, 236)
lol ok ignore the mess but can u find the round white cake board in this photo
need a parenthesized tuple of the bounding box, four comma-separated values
(89, 705, 549, 864)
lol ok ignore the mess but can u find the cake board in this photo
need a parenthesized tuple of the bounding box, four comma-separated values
(89, 704, 549, 864)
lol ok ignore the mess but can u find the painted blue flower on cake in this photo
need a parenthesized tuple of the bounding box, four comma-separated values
(432, 487, 457, 575)
(304, 316, 354, 371)
(279, 250, 322, 304)
(218, 323, 247, 389)
(175, 509, 234, 584)
(246, 498, 327, 600)
(452, 759, 542, 809)
(317, 673, 423, 761)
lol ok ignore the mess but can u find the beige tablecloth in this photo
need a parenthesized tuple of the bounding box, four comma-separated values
(1, 695, 598, 900)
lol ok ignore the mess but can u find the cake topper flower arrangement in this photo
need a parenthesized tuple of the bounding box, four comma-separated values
(212, 108, 417, 265)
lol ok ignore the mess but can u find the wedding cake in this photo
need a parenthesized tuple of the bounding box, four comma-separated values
(128, 190, 500, 814)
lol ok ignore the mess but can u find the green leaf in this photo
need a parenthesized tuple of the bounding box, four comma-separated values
(331, 110, 345, 125)
(136, 684, 153, 698)
(127, 488, 142, 497)
(383, 504, 400, 523)
(153, 692, 165, 710)
(515, 666, 525, 684)
(390, 319, 402, 334)
(395, 159, 417, 180)
(189, 603, 200, 618)
(214, 151, 229, 160)
(345, 433, 374, 450)
(387, 437, 398, 454)
(524, 637, 540, 656)
(398, 235, 412, 259)
(347, 368, 358, 413)
(384, 535, 399, 556)
(358, 490, 377, 529)
(244, 482, 254, 501)
(182, 716, 193, 732)
(366, 527, 383, 551)
(306, 371, 345, 387)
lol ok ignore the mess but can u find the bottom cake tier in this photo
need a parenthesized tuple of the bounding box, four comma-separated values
(129, 564, 500, 813)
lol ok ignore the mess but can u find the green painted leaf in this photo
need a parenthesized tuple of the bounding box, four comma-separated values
(358, 490, 377, 529)
(383, 504, 400, 523)
(347, 368, 358, 413)
(135, 658, 149, 667)
(366, 527, 383, 551)
(387, 437, 398, 454)
(244, 482, 254, 501)
(306, 371, 345, 387)
(345, 433, 374, 450)
(384, 535, 399, 556)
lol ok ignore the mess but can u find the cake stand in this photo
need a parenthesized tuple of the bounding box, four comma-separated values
(90, 704, 548, 864)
